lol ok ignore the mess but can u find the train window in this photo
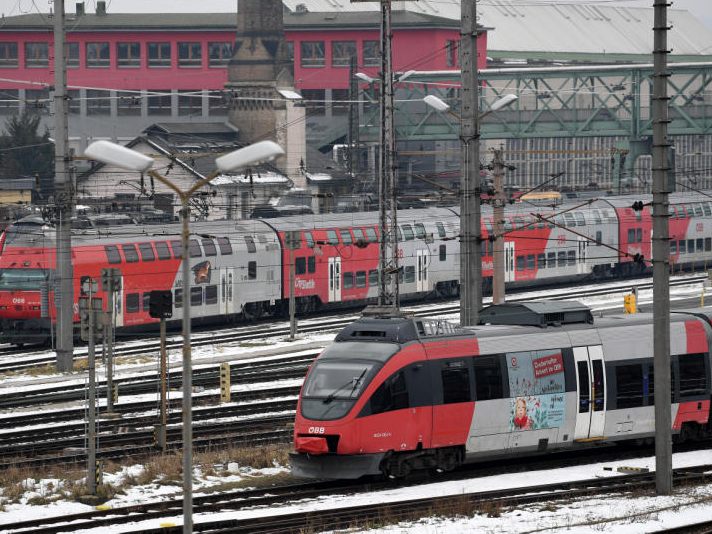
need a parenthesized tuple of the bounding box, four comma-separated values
(355, 271, 366, 288)
(155, 242, 171, 260)
(248, 261, 257, 280)
(679, 354, 707, 397)
(504, 219, 513, 232)
(170, 240, 183, 259)
(404, 266, 415, 283)
(205, 285, 217, 305)
(396, 226, 403, 242)
(547, 252, 556, 267)
(440, 245, 447, 261)
(668, 206, 677, 219)
(369, 269, 378, 286)
(126, 293, 140, 313)
(190, 286, 203, 306)
(516, 256, 525, 271)
(327, 230, 339, 245)
(567, 250, 576, 266)
(636, 228, 643, 243)
(564, 213, 575, 227)
(592, 210, 602, 224)
(627, 229, 635, 243)
(305, 232, 315, 248)
(537, 253, 546, 269)
(575, 212, 586, 226)
(558, 252, 567, 267)
(441, 360, 471, 404)
(122, 244, 139, 263)
(343, 272, 354, 289)
(473, 356, 504, 401)
(414, 223, 426, 240)
(142, 293, 151, 311)
(615, 364, 644, 408)
(704, 203, 712, 217)
(635, 209, 642, 222)
(353, 228, 365, 243)
(647, 363, 677, 405)
(481, 241, 487, 258)
(679, 240, 686, 254)
(370, 370, 409, 415)
(138, 243, 155, 262)
(670, 241, 677, 254)
(706, 238, 712, 252)
(695, 204, 704, 217)
(596, 231, 602, 245)
(527, 255, 535, 270)
(217, 237, 232, 255)
(174, 288, 182, 308)
(295, 257, 306, 275)
(340, 230, 352, 245)
(188, 239, 202, 258)
(308, 256, 316, 273)
(678, 207, 687, 219)
(436, 222, 447, 238)
(244, 236, 256, 253)
(577, 361, 589, 413)
(697, 238, 704, 253)
(513, 217, 525, 230)
(365, 227, 378, 243)
(688, 239, 695, 253)
(105, 245, 121, 264)
(202, 239, 217, 257)
(592, 360, 605, 412)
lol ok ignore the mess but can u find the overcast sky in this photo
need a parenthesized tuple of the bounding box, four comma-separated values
(0, 0, 709, 29)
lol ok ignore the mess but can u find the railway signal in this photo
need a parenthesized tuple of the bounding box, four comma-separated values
(150, 290, 173, 451)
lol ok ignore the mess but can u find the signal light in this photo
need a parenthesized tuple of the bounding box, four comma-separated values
(149, 290, 173, 319)
(631, 201, 644, 211)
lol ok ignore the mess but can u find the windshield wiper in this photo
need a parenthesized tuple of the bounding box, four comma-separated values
(323, 368, 368, 404)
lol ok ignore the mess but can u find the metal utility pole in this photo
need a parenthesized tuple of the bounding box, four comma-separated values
(105, 277, 115, 414)
(286, 231, 299, 340)
(652, 0, 672, 495)
(53, 0, 74, 372)
(491, 146, 506, 305)
(158, 317, 168, 450)
(348, 55, 360, 179)
(79, 278, 99, 495)
(460, 0, 482, 325)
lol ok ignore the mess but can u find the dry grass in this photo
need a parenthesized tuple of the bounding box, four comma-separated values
(114, 355, 155, 366)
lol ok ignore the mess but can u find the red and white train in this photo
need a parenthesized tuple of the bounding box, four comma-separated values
(0, 190, 710, 345)
(291, 304, 712, 479)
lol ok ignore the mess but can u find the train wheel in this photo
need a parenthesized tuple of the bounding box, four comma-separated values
(242, 302, 264, 321)
(436, 449, 460, 472)
(382, 456, 412, 479)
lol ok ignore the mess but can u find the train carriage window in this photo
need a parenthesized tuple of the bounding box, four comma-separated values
(627, 229, 636, 243)
(244, 236, 256, 253)
(340, 229, 352, 245)
(436, 222, 446, 238)
(188, 239, 202, 258)
(706, 238, 712, 252)
(688, 239, 695, 254)
(205, 285, 217, 305)
(516, 255, 525, 271)
(155, 241, 171, 260)
(440, 245, 447, 261)
(473, 356, 504, 401)
(365, 227, 378, 243)
(679, 354, 707, 397)
(636, 228, 643, 243)
(308, 256, 316, 273)
(596, 231, 602, 245)
(174, 288, 182, 308)
(670, 241, 678, 254)
(405, 266, 415, 283)
(202, 239, 217, 257)
(190, 286, 203, 306)
(138, 243, 155, 262)
(513, 217, 525, 230)
(126, 293, 140, 313)
(343, 272, 354, 289)
(142, 293, 151, 311)
(295, 257, 306, 275)
(564, 213, 576, 227)
(396, 226, 403, 242)
(441, 360, 471, 404)
(247, 261, 257, 280)
(217, 237, 232, 255)
(481, 241, 487, 258)
(547, 252, 556, 267)
(592, 210, 602, 224)
(697, 238, 704, 253)
(504, 219, 513, 232)
(305, 232, 315, 248)
(574, 212, 586, 226)
(327, 230, 339, 245)
(122, 244, 139, 263)
(558, 251, 567, 267)
(704, 203, 712, 217)
(678, 207, 687, 219)
(592, 360, 605, 412)
(368, 269, 378, 286)
(567, 250, 576, 266)
(170, 240, 183, 259)
(370, 370, 409, 415)
(695, 204, 704, 217)
(577, 361, 589, 413)
(679, 240, 686, 254)
(353, 228, 365, 243)
(527, 254, 535, 270)
(105, 245, 121, 264)
(414, 223, 426, 240)
(537, 253, 546, 269)
(355, 271, 366, 287)
(615, 364, 644, 408)
(669, 206, 677, 219)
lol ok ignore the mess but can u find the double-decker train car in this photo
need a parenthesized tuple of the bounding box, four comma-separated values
(0, 191, 710, 345)
(291, 304, 712, 479)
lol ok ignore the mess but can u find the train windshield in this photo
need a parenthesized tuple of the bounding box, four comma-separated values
(0, 269, 50, 290)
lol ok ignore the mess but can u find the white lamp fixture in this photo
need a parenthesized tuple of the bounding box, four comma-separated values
(355, 72, 375, 84)
(491, 93, 519, 111)
(423, 94, 451, 112)
(84, 140, 154, 172)
(396, 70, 416, 83)
(215, 141, 284, 173)
(277, 89, 303, 100)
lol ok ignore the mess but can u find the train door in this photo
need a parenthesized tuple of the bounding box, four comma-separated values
(504, 241, 515, 282)
(573, 345, 606, 440)
(328, 257, 341, 302)
(577, 238, 588, 274)
(221, 268, 234, 315)
(416, 249, 428, 292)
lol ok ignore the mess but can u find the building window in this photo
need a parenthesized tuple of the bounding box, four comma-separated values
(67, 42, 79, 68)
(0, 89, 19, 114)
(117, 42, 141, 68)
(362, 40, 379, 67)
(117, 91, 141, 116)
(331, 40, 356, 67)
(300, 41, 325, 67)
(86, 42, 110, 68)
(178, 42, 202, 67)
(25, 42, 48, 68)
(178, 91, 202, 116)
(286, 41, 294, 62)
(148, 42, 171, 67)
(0, 42, 18, 68)
(301, 89, 325, 116)
(208, 90, 228, 116)
(208, 42, 232, 67)
(25, 88, 49, 112)
(148, 90, 172, 116)
(332, 88, 350, 116)
(445, 40, 459, 67)
(86, 89, 111, 115)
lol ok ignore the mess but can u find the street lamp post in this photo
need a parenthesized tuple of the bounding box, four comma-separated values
(84, 139, 284, 534)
